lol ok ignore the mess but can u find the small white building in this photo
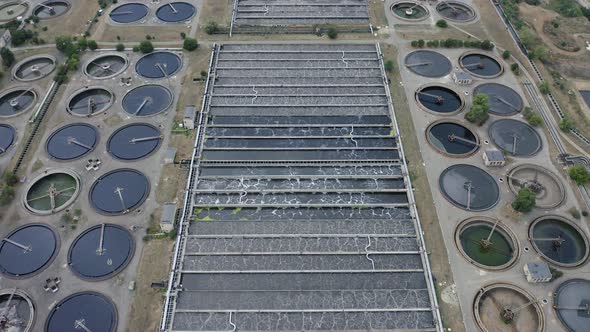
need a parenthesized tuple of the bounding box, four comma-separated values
(0, 30, 11, 49)
(160, 202, 177, 232)
(524, 261, 552, 283)
(163, 147, 177, 164)
(453, 71, 473, 85)
(183, 106, 197, 130)
(483, 149, 505, 167)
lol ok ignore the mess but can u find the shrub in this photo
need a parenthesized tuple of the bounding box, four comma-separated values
(510, 63, 520, 75)
(569, 207, 581, 219)
(550, 267, 563, 281)
(436, 19, 448, 28)
(183, 38, 198, 51)
(77, 38, 88, 51)
(138, 40, 153, 54)
(327, 27, 338, 39)
(67, 55, 80, 71)
(55, 35, 78, 57)
(180, 32, 186, 39)
(30, 16, 40, 24)
(0, 186, 15, 206)
(522, 106, 543, 126)
(116, 43, 125, 51)
(53, 64, 68, 83)
(3, 172, 18, 186)
(0, 47, 14, 68)
(145, 35, 152, 40)
(465, 94, 490, 125)
(539, 81, 550, 94)
(204, 21, 218, 35)
(417, 39, 425, 47)
(42, 26, 48, 31)
(87, 40, 98, 50)
(411, 40, 418, 47)
(11, 29, 34, 46)
(502, 50, 511, 59)
(559, 117, 574, 131)
(481, 40, 494, 50)
(512, 187, 536, 213)
(583, 210, 589, 217)
(132, 46, 139, 52)
(384, 60, 394, 73)
(568, 165, 590, 185)
(200, 70, 207, 77)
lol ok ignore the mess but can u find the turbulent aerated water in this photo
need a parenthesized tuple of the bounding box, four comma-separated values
(135, 51, 182, 79)
(427, 122, 478, 155)
(45, 292, 117, 332)
(46, 123, 98, 160)
(109, 3, 148, 23)
(416, 86, 462, 113)
(33, 1, 70, 19)
(0, 124, 16, 154)
(554, 279, 590, 332)
(436, 1, 476, 22)
(68, 224, 134, 280)
(0, 89, 36, 117)
(156, 2, 195, 22)
(67, 88, 113, 116)
(108, 123, 162, 160)
(404, 50, 452, 77)
(488, 119, 541, 156)
(531, 217, 588, 266)
(474, 83, 523, 115)
(439, 164, 499, 211)
(90, 169, 149, 215)
(85, 54, 128, 79)
(0, 224, 58, 278)
(122, 84, 172, 116)
(460, 53, 502, 77)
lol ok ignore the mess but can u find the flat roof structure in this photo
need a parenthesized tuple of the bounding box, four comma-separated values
(161, 43, 442, 331)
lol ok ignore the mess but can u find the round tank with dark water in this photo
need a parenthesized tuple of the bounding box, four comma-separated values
(66, 86, 114, 117)
(474, 83, 523, 115)
(45, 292, 117, 332)
(13, 55, 56, 82)
(0, 224, 59, 278)
(455, 217, 518, 270)
(33, 1, 70, 19)
(529, 215, 589, 267)
(156, 2, 195, 22)
(427, 121, 479, 156)
(507, 164, 565, 209)
(46, 123, 98, 161)
(0, 88, 37, 118)
(89, 169, 150, 215)
(122, 84, 173, 117)
(404, 50, 452, 77)
(474, 283, 544, 332)
(0, 124, 16, 156)
(439, 164, 499, 211)
(554, 279, 590, 332)
(416, 85, 464, 114)
(68, 224, 135, 281)
(84, 53, 129, 79)
(488, 119, 542, 157)
(460, 52, 503, 78)
(391, 1, 429, 21)
(24, 170, 80, 215)
(0, 289, 34, 331)
(107, 123, 162, 160)
(436, 1, 476, 22)
(109, 3, 149, 23)
(0, 2, 28, 22)
(135, 51, 182, 79)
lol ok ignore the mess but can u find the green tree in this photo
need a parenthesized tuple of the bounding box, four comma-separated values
(384, 60, 394, 73)
(510, 63, 520, 75)
(502, 50, 511, 59)
(417, 39, 425, 47)
(481, 40, 494, 50)
(327, 27, 338, 39)
(204, 21, 219, 35)
(539, 81, 550, 94)
(87, 40, 98, 50)
(465, 94, 490, 125)
(3, 172, 18, 186)
(138, 40, 153, 54)
(77, 38, 88, 51)
(436, 19, 448, 28)
(568, 165, 590, 185)
(183, 38, 198, 51)
(0, 186, 15, 206)
(522, 107, 543, 126)
(0, 47, 14, 67)
(116, 43, 125, 52)
(559, 117, 574, 131)
(55, 36, 78, 57)
(512, 187, 536, 213)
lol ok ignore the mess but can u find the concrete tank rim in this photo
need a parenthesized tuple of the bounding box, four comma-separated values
(425, 118, 480, 158)
(415, 82, 466, 116)
(135, 50, 183, 79)
(0, 85, 39, 118)
(12, 54, 57, 82)
(44, 291, 118, 332)
(155, 1, 197, 23)
(473, 81, 523, 115)
(404, 50, 453, 78)
(45, 122, 100, 161)
(435, 1, 478, 23)
(0, 287, 35, 331)
(22, 168, 81, 216)
(65, 85, 115, 117)
(33, 0, 71, 20)
(106, 122, 162, 161)
(0, 1, 30, 23)
(88, 168, 151, 216)
(506, 164, 566, 209)
(459, 50, 504, 79)
(438, 163, 500, 212)
(390, 1, 430, 22)
(121, 83, 173, 117)
(83, 52, 129, 80)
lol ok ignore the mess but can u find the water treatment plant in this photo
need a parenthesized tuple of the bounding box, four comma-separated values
(0, 1, 589, 332)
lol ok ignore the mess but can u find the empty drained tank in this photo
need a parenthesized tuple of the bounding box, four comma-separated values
(474, 83, 523, 115)
(0, 223, 58, 278)
(89, 169, 150, 215)
(135, 51, 182, 79)
(404, 50, 452, 77)
(107, 123, 162, 160)
(45, 292, 117, 332)
(0, 88, 36, 117)
(439, 164, 499, 211)
(67, 87, 113, 116)
(46, 123, 98, 161)
(156, 2, 195, 22)
(488, 119, 542, 157)
(122, 84, 173, 117)
(109, 2, 148, 23)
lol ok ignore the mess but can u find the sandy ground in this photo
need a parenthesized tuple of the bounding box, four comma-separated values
(35, 1, 99, 42)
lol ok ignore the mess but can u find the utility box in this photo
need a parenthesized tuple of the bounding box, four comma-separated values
(483, 149, 505, 167)
(453, 71, 473, 85)
(160, 202, 177, 232)
(183, 106, 197, 130)
(524, 261, 552, 283)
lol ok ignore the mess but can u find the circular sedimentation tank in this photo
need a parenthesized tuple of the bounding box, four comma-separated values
(89, 169, 150, 215)
(529, 215, 589, 267)
(66, 86, 114, 117)
(24, 169, 80, 215)
(109, 2, 149, 23)
(135, 51, 182, 79)
(488, 119, 542, 157)
(474, 83, 523, 115)
(0, 289, 34, 331)
(507, 164, 565, 209)
(390, 1, 429, 21)
(107, 123, 162, 161)
(439, 164, 499, 211)
(45, 292, 117, 332)
(122, 84, 173, 117)
(12, 55, 57, 82)
(404, 50, 452, 77)
(84, 53, 129, 79)
(473, 283, 544, 332)
(554, 279, 590, 332)
(0, 124, 16, 156)
(436, 1, 476, 22)
(0, 223, 59, 278)
(416, 85, 464, 114)
(455, 217, 519, 270)
(156, 2, 196, 22)
(426, 120, 479, 157)
(0, 87, 37, 118)
(68, 224, 135, 281)
(33, 1, 70, 19)
(460, 52, 503, 78)
(0, 2, 28, 22)
(46, 123, 98, 161)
